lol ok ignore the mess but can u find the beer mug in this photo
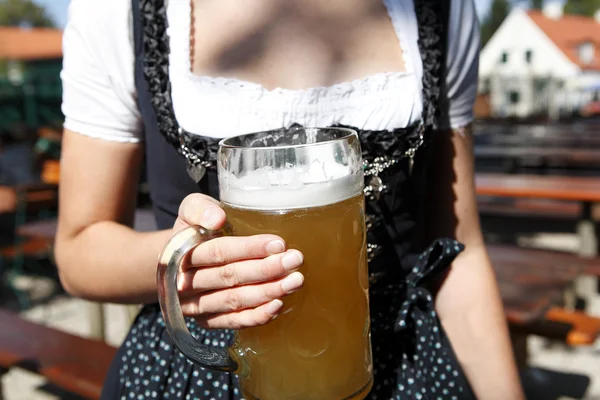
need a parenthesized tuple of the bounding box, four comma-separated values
(157, 127, 373, 399)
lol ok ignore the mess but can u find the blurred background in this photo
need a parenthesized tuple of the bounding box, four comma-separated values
(2, 0, 600, 399)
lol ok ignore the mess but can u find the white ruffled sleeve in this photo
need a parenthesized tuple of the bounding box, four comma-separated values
(61, 0, 142, 142)
(439, 0, 480, 130)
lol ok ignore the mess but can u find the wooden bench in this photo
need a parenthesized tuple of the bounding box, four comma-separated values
(0, 183, 58, 248)
(0, 309, 116, 400)
(488, 244, 600, 347)
(489, 244, 580, 324)
(475, 146, 600, 173)
(0, 184, 59, 304)
(478, 198, 584, 241)
(479, 197, 583, 220)
(475, 123, 600, 148)
(508, 306, 600, 346)
(545, 307, 600, 346)
(40, 160, 60, 185)
(0, 183, 57, 217)
(0, 187, 16, 215)
(0, 236, 51, 259)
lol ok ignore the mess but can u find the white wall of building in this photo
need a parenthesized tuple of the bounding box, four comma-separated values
(480, 7, 579, 79)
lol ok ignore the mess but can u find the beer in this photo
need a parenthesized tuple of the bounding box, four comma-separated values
(223, 193, 372, 400)
(157, 127, 371, 399)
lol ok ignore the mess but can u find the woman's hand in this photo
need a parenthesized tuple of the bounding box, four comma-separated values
(172, 194, 304, 330)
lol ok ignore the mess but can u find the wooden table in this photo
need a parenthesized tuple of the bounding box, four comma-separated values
(0, 309, 116, 400)
(476, 173, 600, 257)
(487, 244, 587, 367)
(488, 244, 582, 324)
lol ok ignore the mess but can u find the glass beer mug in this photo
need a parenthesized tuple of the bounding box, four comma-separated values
(157, 127, 373, 399)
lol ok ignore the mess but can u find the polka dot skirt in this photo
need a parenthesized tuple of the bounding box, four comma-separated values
(102, 239, 474, 399)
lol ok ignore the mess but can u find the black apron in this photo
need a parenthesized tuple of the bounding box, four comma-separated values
(100, 1, 476, 398)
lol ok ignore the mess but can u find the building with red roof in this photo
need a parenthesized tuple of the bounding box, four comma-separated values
(479, 3, 600, 119)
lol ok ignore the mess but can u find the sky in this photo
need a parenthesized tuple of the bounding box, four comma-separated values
(31, 0, 70, 28)
(474, 0, 492, 19)
(35, 0, 495, 29)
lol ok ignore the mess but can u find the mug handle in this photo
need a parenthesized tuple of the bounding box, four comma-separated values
(157, 225, 240, 373)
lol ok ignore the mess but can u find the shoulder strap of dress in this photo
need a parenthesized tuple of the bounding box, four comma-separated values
(133, 0, 451, 164)
(135, 0, 178, 148)
(413, 0, 451, 136)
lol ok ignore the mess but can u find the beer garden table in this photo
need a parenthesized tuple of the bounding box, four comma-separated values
(492, 254, 579, 367)
(475, 173, 600, 258)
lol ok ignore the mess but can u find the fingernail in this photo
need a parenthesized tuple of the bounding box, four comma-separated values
(201, 207, 221, 228)
(281, 272, 304, 294)
(281, 250, 303, 271)
(265, 299, 283, 316)
(265, 240, 285, 254)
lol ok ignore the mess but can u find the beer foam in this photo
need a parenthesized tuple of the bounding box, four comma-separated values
(220, 161, 363, 210)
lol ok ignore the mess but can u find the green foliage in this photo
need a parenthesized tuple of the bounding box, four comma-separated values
(481, 0, 512, 47)
(0, 0, 54, 28)
(563, 0, 600, 16)
(530, 0, 544, 9)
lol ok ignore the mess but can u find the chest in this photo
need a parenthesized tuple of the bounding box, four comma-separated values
(189, 0, 407, 90)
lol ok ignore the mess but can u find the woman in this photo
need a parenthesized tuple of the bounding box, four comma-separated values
(56, 0, 524, 398)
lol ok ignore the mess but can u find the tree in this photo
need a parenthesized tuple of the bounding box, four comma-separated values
(564, 0, 600, 16)
(530, 0, 544, 9)
(0, 0, 54, 28)
(481, 0, 512, 47)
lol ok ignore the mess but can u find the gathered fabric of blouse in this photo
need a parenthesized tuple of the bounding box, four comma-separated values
(61, 0, 480, 143)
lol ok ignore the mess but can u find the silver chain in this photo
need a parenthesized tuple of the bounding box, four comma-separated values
(363, 128, 424, 265)
(363, 128, 424, 201)
(179, 129, 213, 169)
(179, 129, 213, 183)
(367, 243, 383, 263)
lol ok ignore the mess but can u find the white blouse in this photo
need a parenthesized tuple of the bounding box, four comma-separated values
(61, 0, 480, 143)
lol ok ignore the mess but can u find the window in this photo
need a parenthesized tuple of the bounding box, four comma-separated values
(501, 52, 509, 64)
(533, 78, 548, 93)
(525, 50, 533, 64)
(578, 42, 595, 65)
(507, 91, 520, 104)
(480, 78, 491, 94)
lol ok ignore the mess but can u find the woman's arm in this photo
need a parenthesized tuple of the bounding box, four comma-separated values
(56, 0, 177, 304)
(422, 125, 525, 399)
(54, 129, 171, 304)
